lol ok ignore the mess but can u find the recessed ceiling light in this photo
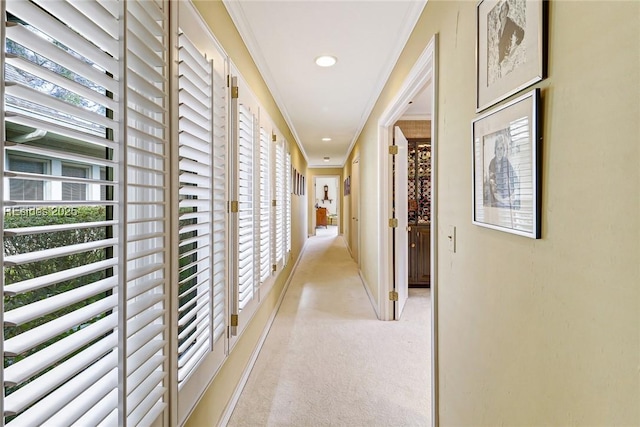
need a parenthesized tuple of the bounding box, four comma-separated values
(315, 55, 337, 67)
(323, 157, 330, 162)
(322, 137, 332, 142)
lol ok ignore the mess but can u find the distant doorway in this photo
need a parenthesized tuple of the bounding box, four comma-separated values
(313, 175, 340, 237)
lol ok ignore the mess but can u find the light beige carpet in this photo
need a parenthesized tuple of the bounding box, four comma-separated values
(228, 231, 431, 427)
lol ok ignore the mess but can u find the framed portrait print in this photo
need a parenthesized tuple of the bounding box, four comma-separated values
(476, 0, 546, 111)
(472, 89, 540, 238)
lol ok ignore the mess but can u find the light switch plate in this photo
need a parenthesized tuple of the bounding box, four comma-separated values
(447, 225, 456, 253)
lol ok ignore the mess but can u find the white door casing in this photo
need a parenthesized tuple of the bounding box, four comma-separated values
(350, 158, 360, 264)
(376, 33, 437, 426)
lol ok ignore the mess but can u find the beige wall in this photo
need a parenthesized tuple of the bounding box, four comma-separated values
(186, 2, 307, 425)
(353, 0, 639, 424)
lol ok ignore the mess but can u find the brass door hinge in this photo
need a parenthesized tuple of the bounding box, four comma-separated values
(389, 218, 398, 228)
(272, 133, 277, 142)
(272, 200, 277, 207)
(389, 291, 398, 301)
(230, 314, 238, 327)
(230, 201, 239, 213)
(388, 145, 398, 155)
(272, 264, 277, 272)
(231, 86, 239, 99)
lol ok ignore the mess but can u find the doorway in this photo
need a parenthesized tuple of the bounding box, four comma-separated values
(350, 158, 360, 264)
(377, 34, 438, 426)
(313, 175, 340, 237)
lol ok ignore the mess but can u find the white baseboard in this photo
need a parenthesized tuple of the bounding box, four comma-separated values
(358, 270, 381, 320)
(341, 234, 353, 258)
(218, 237, 310, 427)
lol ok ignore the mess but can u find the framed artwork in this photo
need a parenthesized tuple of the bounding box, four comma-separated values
(293, 169, 297, 195)
(476, 0, 546, 111)
(301, 176, 305, 195)
(344, 176, 351, 196)
(472, 89, 540, 238)
(296, 171, 300, 195)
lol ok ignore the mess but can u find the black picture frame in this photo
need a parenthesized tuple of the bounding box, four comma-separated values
(472, 88, 541, 238)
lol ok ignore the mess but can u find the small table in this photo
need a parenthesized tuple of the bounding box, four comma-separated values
(328, 214, 337, 226)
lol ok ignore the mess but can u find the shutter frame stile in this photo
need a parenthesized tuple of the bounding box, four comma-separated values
(119, 1, 129, 424)
(169, 5, 180, 423)
(1, 0, 7, 420)
(229, 74, 239, 339)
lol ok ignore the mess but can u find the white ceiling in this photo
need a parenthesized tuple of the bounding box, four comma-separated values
(223, 0, 427, 168)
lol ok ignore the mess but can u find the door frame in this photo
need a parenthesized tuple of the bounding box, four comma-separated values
(350, 157, 360, 265)
(376, 34, 438, 426)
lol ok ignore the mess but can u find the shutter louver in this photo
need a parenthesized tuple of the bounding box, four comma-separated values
(176, 31, 213, 386)
(237, 105, 255, 311)
(125, 0, 168, 424)
(2, 0, 120, 424)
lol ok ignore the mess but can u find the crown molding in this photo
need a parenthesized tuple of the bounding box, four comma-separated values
(222, 0, 310, 166)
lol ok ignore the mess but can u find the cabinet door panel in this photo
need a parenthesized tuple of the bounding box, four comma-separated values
(416, 227, 430, 285)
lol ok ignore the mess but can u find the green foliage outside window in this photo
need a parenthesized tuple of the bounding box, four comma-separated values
(3, 206, 109, 381)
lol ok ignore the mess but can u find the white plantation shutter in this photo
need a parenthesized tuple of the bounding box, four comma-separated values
(174, 2, 228, 422)
(2, 0, 121, 425)
(258, 127, 271, 285)
(237, 104, 255, 311)
(124, 0, 169, 424)
(210, 61, 227, 350)
(176, 30, 213, 385)
(273, 140, 284, 266)
(285, 151, 292, 258)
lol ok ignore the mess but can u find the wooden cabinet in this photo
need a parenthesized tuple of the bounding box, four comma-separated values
(316, 207, 327, 228)
(408, 226, 430, 286)
(407, 138, 431, 287)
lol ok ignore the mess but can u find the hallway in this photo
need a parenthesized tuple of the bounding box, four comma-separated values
(228, 232, 431, 426)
